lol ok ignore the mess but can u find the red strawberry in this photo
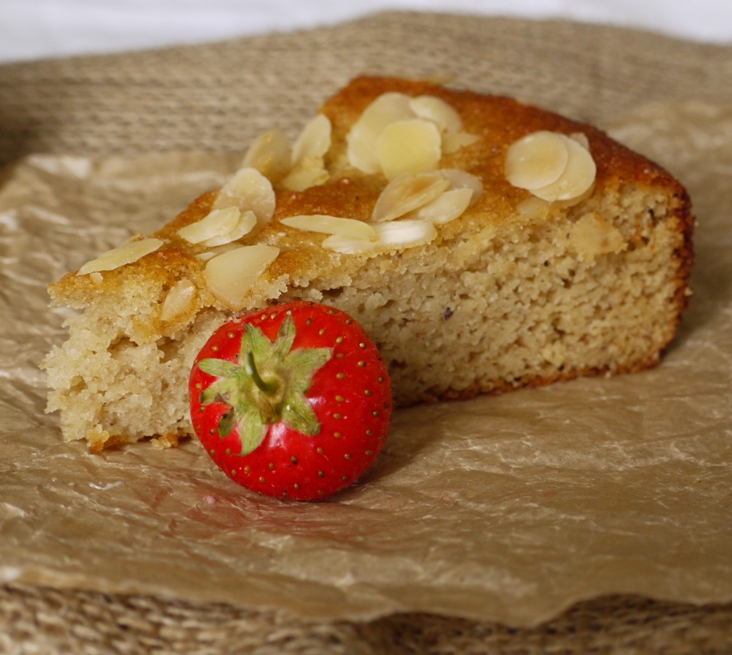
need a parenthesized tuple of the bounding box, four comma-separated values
(189, 301, 392, 501)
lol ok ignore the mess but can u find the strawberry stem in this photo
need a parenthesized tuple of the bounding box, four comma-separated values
(244, 350, 276, 395)
(198, 314, 334, 454)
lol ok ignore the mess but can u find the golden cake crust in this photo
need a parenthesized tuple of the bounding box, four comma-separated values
(50, 76, 693, 335)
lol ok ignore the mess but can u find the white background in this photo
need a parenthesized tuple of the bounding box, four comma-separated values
(0, 0, 730, 64)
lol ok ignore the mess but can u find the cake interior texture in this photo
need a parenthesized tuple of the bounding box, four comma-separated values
(42, 77, 693, 451)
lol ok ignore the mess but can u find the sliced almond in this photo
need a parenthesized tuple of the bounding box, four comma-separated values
(375, 219, 438, 250)
(280, 161, 329, 192)
(321, 235, 378, 255)
(160, 279, 197, 322)
(241, 130, 292, 183)
(516, 197, 551, 221)
(214, 167, 276, 229)
(505, 130, 570, 191)
(201, 210, 257, 247)
(372, 172, 450, 223)
(194, 242, 243, 262)
(435, 169, 483, 204)
(281, 215, 377, 241)
(291, 114, 332, 166)
(346, 92, 414, 174)
(414, 187, 473, 225)
(569, 132, 590, 150)
(442, 132, 481, 154)
(204, 245, 280, 310)
(532, 137, 596, 202)
(376, 118, 442, 180)
(177, 207, 242, 245)
(77, 238, 163, 276)
(322, 219, 437, 254)
(408, 95, 463, 134)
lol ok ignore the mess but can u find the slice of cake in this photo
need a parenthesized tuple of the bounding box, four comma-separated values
(42, 76, 694, 452)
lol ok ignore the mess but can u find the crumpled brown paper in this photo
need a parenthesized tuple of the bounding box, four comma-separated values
(0, 103, 731, 628)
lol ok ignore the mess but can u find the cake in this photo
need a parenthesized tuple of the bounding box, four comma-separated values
(42, 76, 694, 452)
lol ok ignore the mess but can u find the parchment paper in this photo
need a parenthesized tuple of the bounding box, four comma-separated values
(0, 102, 730, 628)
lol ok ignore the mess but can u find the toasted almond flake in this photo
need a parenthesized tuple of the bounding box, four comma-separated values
(376, 118, 442, 180)
(532, 137, 596, 202)
(372, 172, 450, 222)
(241, 130, 292, 183)
(291, 114, 332, 166)
(280, 165, 330, 192)
(505, 131, 570, 191)
(194, 242, 243, 261)
(415, 187, 473, 225)
(569, 132, 590, 150)
(77, 238, 163, 275)
(195, 251, 217, 262)
(214, 167, 276, 228)
(435, 169, 483, 204)
(516, 197, 551, 221)
(442, 132, 481, 154)
(201, 210, 257, 247)
(160, 279, 197, 322)
(375, 219, 437, 249)
(204, 245, 280, 310)
(409, 95, 463, 134)
(346, 92, 414, 174)
(550, 183, 596, 208)
(323, 219, 437, 254)
(177, 207, 241, 244)
(281, 215, 377, 240)
(321, 235, 379, 255)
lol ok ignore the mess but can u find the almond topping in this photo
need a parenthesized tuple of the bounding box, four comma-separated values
(178, 207, 240, 244)
(414, 187, 473, 225)
(194, 243, 243, 262)
(241, 130, 292, 183)
(435, 169, 483, 204)
(323, 220, 437, 255)
(516, 197, 551, 221)
(77, 238, 163, 275)
(408, 95, 463, 134)
(442, 132, 480, 154)
(291, 114, 332, 166)
(531, 137, 596, 202)
(204, 245, 280, 310)
(160, 279, 197, 322)
(203, 210, 257, 247)
(178, 207, 256, 247)
(569, 132, 590, 150)
(281, 215, 377, 241)
(346, 92, 414, 174)
(214, 167, 276, 230)
(372, 172, 450, 223)
(505, 130, 570, 191)
(280, 163, 329, 192)
(376, 118, 442, 180)
(277, 115, 333, 192)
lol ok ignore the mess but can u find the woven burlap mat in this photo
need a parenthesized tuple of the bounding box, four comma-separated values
(2, 11, 732, 654)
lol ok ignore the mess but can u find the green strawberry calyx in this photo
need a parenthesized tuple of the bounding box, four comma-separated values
(197, 314, 333, 455)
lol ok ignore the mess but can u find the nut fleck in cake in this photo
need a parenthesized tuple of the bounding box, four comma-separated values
(42, 76, 694, 452)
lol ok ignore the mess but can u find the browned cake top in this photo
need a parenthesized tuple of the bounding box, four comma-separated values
(49, 76, 693, 322)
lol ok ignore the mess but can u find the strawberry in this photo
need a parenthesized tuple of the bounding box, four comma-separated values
(189, 301, 392, 501)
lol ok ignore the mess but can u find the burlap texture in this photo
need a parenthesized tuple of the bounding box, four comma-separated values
(1, 11, 731, 654)
(1, 11, 732, 168)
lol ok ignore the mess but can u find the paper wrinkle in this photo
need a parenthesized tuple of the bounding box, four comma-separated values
(0, 102, 731, 626)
